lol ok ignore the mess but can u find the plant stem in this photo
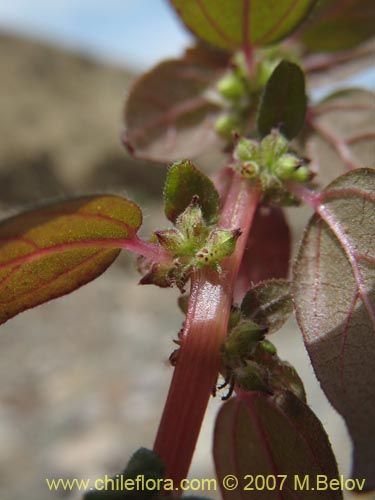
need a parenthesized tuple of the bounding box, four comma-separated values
(153, 174, 260, 490)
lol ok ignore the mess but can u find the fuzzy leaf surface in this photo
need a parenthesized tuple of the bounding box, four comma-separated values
(241, 279, 293, 334)
(0, 196, 142, 324)
(293, 169, 375, 489)
(164, 160, 220, 224)
(214, 392, 341, 499)
(299, 0, 375, 52)
(234, 206, 291, 302)
(123, 50, 225, 162)
(169, 0, 317, 51)
(307, 88, 375, 187)
(257, 60, 307, 139)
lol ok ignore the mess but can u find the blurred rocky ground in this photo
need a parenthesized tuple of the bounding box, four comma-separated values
(0, 33, 365, 500)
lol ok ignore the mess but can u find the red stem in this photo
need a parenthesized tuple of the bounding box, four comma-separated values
(153, 174, 260, 490)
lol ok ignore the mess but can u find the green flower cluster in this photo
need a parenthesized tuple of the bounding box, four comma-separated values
(214, 55, 253, 139)
(234, 131, 312, 204)
(220, 308, 305, 401)
(140, 197, 240, 292)
(213, 49, 290, 139)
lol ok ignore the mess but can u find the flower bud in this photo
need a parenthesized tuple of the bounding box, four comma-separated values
(155, 229, 184, 254)
(277, 153, 302, 180)
(222, 320, 267, 365)
(259, 339, 277, 355)
(241, 161, 260, 179)
(234, 137, 259, 162)
(293, 165, 311, 183)
(214, 114, 238, 138)
(261, 131, 288, 160)
(175, 197, 206, 247)
(217, 72, 246, 100)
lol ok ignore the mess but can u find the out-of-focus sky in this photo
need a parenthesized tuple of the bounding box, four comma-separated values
(0, 0, 192, 70)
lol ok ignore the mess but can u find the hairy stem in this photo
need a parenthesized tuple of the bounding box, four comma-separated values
(153, 174, 260, 489)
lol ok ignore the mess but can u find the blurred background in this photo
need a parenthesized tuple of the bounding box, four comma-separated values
(0, 1, 373, 499)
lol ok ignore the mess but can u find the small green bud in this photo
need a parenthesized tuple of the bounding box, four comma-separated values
(155, 229, 184, 254)
(293, 166, 311, 183)
(241, 161, 260, 179)
(175, 197, 207, 248)
(139, 262, 175, 288)
(259, 339, 277, 355)
(217, 72, 246, 100)
(214, 114, 238, 138)
(261, 131, 288, 161)
(234, 137, 259, 162)
(277, 153, 301, 180)
(195, 228, 241, 267)
(222, 320, 266, 364)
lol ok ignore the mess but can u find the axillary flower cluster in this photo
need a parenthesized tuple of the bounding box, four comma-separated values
(139, 196, 241, 292)
(233, 130, 312, 204)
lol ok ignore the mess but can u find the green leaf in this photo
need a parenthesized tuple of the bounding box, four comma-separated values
(164, 160, 220, 224)
(123, 48, 225, 162)
(293, 169, 375, 489)
(214, 392, 342, 499)
(241, 279, 293, 334)
(0, 195, 142, 325)
(257, 60, 307, 139)
(84, 448, 165, 499)
(306, 88, 375, 187)
(299, 0, 375, 52)
(169, 0, 318, 52)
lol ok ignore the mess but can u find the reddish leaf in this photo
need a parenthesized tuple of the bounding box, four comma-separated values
(0, 196, 143, 324)
(299, 0, 375, 52)
(123, 50, 225, 162)
(306, 89, 375, 187)
(234, 205, 291, 302)
(169, 0, 318, 52)
(303, 40, 375, 86)
(214, 391, 342, 499)
(293, 169, 375, 489)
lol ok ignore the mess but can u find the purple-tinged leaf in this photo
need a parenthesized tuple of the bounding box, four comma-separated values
(299, 0, 375, 52)
(0, 196, 144, 325)
(293, 169, 375, 489)
(257, 60, 307, 139)
(169, 0, 318, 52)
(303, 40, 375, 86)
(234, 205, 291, 302)
(306, 89, 375, 187)
(123, 49, 225, 162)
(214, 391, 342, 499)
